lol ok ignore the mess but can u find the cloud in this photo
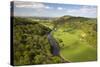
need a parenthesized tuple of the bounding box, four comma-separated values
(57, 7, 63, 10)
(67, 6, 96, 13)
(14, 1, 47, 9)
(66, 6, 97, 18)
(79, 6, 97, 14)
(45, 6, 51, 9)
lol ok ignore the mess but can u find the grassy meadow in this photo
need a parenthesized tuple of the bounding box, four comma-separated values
(53, 27, 97, 62)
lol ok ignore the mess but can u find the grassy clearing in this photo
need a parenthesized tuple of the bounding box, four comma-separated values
(53, 27, 97, 62)
(60, 42, 97, 62)
(40, 22, 54, 30)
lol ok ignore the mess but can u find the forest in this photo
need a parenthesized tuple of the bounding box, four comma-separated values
(13, 17, 63, 65)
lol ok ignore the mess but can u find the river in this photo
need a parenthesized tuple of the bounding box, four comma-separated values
(47, 33, 60, 56)
(47, 32, 70, 63)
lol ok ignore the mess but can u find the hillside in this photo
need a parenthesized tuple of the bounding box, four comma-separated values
(52, 15, 97, 62)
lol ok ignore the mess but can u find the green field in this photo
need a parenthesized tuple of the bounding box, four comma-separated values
(52, 26, 97, 62)
(40, 22, 54, 29)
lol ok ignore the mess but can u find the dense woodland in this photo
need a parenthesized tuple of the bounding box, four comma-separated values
(13, 17, 62, 65)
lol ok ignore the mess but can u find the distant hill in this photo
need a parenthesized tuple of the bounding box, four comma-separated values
(52, 15, 97, 30)
(55, 15, 96, 23)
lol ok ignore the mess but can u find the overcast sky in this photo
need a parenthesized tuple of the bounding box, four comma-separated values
(13, 1, 97, 18)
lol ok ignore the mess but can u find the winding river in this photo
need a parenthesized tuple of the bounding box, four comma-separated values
(47, 31, 70, 63)
(47, 33, 60, 56)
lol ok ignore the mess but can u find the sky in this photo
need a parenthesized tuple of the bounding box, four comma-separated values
(13, 1, 97, 18)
